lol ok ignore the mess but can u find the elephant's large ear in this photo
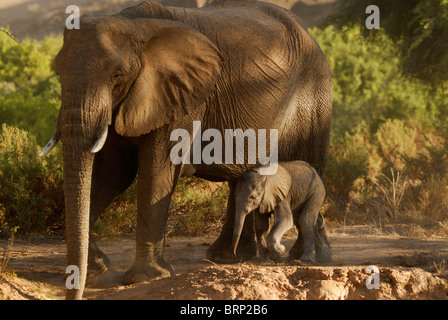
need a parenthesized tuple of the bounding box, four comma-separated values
(259, 165, 291, 214)
(115, 20, 223, 137)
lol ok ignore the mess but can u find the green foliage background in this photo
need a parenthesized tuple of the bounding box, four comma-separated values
(0, 4, 447, 236)
(0, 29, 62, 146)
(310, 25, 446, 137)
(326, 0, 448, 84)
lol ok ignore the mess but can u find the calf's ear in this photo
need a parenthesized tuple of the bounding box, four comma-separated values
(259, 165, 291, 213)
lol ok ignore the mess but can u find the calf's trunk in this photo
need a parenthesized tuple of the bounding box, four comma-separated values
(231, 212, 248, 256)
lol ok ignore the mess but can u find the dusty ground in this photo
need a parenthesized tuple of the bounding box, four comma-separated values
(1, 228, 447, 300)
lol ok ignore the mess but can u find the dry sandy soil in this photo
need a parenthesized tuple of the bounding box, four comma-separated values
(1, 228, 448, 300)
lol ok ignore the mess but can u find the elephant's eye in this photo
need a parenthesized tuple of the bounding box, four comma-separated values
(112, 71, 123, 79)
(249, 195, 256, 201)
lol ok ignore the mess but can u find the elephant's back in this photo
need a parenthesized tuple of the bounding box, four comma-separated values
(169, 1, 331, 101)
(169, 1, 333, 178)
(177, 7, 280, 39)
(169, 1, 313, 66)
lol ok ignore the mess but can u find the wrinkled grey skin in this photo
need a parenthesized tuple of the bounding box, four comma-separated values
(232, 161, 331, 262)
(40, 0, 333, 299)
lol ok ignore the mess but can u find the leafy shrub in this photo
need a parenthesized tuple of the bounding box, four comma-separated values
(401, 125, 448, 222)
(325, 0, 448, 84)
(92, 177, 229, 238)
(168, 177, 228, 236)
(375, 119, 418, 170)
(324, 124, 369, 209)
(0, 124, 64, 234)
(0, 226, 18, 284)
(92, 181, 138, 237)
(323, 119, 447, 231)
(0, 28, 62, 146)
(310, 26, 442, 137)
(312, 24, 447, 232)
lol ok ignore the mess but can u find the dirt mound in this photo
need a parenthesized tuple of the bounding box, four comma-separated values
(88, 264, 448, 300)
(2, 234, 447, 300)
(0, 276, 62, 300)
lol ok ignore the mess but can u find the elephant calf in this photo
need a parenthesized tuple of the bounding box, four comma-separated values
(231, 161, 329, 262)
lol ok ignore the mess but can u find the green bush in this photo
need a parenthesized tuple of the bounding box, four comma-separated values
(311, 24, 447, 230)
(401, 124, 448, 221)
(324, 123, 370, 208)
(168, 177, 228, 236)
(0, 124, 64, 234)
(92, 177, 229, 238)
(310, 26, 443, 137)
(325, 0, 448, 84)
(0, 28, 62, 146)
(374, 119, 418, 170)
(92, 181, 138, 237)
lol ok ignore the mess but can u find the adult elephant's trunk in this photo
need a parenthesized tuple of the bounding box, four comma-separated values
(57, 87, 110, 300)
(231, 211, 248, 256)
(62, 135, 94, 300)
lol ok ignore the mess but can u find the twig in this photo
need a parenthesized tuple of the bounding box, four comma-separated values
(0, 27, 18, 43)
(0, 227, 19, 284)
(202, 259, 218, 266)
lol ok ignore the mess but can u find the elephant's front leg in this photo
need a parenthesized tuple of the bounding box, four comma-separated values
(254, 212, 272, 260)
(88, 136, 138, 283)
(267, 201, 293, 261)
(123, 139, 179, 285)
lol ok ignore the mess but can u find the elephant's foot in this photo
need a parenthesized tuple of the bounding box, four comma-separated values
(314, 213, 332, 263)
(288, 241, 305, 261)
(287, 252, 315, 264)
(206, 236, 257, 263)
(86, 245, 110, 286)
(289, 244, 331, 263)
(315, 244, 332, 263)
(123, 260, 175, 285)
(298, 250, 315, 264)
(288, 241, 319, 263)
(267, 243, 285, 261)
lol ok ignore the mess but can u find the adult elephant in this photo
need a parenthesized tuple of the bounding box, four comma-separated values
(40, 0, 333, 299)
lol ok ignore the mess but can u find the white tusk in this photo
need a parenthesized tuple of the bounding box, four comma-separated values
(38, 131, 59, 157)
(91, 125, 108, 153)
